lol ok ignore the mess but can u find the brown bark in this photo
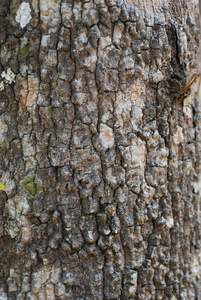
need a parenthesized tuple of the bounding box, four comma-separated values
(0, 0, 201, 299)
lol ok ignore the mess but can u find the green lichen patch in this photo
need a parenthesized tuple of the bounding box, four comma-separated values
(184, 165, 192, 175)
(0, 182, 5, 191)
(21, 175, 42, 197)
(0, 225, 3, 235)
(171, 159, 178, 167)
(0, 139, 9, 150)
(46, 106, 53, 118)
(18, 40, 33, 57)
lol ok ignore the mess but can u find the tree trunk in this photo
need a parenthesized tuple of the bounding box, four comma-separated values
(0, 0, 201, 299)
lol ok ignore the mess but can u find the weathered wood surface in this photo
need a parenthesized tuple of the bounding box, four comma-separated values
(0, 0, 200, 299)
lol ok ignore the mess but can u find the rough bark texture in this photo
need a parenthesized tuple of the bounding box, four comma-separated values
(0, 0, 201, 299)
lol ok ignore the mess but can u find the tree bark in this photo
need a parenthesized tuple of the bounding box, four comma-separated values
(0, 0, 201, 299)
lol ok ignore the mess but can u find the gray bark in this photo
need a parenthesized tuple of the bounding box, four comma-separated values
(0, 0, 201, 299)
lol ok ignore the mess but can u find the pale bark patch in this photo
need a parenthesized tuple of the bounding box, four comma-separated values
(16, 3, 32, 28)
(0, 119, 7, 145)
(183, 95, 193, 119)
(27, 76, 39, 106)
(173, 126, 184, 145)
(0, 172, 15, 196)
(99, 123, 114, 149)
(40, 0, 61, 32)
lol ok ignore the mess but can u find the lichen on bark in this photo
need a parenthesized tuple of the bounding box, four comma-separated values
(21, 175, 42, 197)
